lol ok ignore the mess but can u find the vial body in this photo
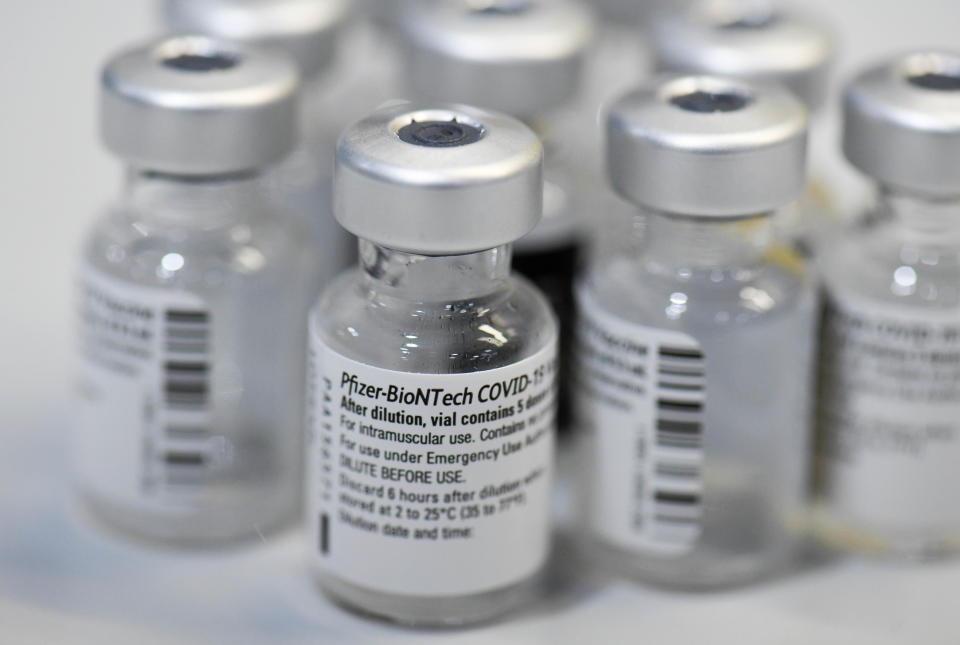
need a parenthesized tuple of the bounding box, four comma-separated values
(817, 190, 960, 558)
(76, 172, 317, 544)
(576, 212, 817, 588)
(307, 241, 558, 625)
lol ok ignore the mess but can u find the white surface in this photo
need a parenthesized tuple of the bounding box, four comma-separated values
(2, 1, 960, 642)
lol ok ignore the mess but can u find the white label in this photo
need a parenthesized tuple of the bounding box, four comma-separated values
(307, 334, 558, 596)
(575, 286, 705, 555)
(76, 266, 214, 511)
(821, 287, 960, 532)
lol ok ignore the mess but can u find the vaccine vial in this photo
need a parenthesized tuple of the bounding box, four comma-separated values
(577, 76, 817, 588)
(395, 0, 594, 430)
(76, 36, 314, 543)
(165, 0, 356, 285)
(651, 0, 838, 256)
(307, 102, 558, 625)
(817, 52, 960, 558)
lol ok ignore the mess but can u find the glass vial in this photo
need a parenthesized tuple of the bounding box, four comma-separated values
(395, 0, 595, 430)
(164, 0, 357, 286)
(76, 36, 314, 544)
(577, 76, 817, 588)
(650, 0, 839, 257)
(817, 52, 960, 558)
(307, 103, 558, 625)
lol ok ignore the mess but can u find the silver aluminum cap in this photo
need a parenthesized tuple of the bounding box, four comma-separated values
(335, 102, 543, 255)
(844, 52, 960, 197)
(651, 0, 834, 110)
(164, 0, 348, 79)
(101, 36, 299, 175)
(397, 0, 595, 116)
(607, 75, 808, 216)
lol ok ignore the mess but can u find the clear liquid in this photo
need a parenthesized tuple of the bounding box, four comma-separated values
(309, 242, 557, 624)
(78, 172, 319, 545)
(579, 212, 818, 588)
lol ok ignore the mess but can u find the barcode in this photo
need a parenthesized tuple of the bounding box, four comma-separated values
(309, 341, 336, 557)
(649, 344, 705, 547)
(320, 513, 330, 555)
(153, 308, 213, 489)
(319, 371, 335, 555)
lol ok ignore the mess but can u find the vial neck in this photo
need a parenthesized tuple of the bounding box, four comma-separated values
(875, 186, 960, 244)
(360, 241, 512, 304)
(120, 169, 269, 230)
(640, 210, 773, 277)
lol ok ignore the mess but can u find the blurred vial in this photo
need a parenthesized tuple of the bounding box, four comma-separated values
(651, 0, 837, 257)
(817, 52, 960, 559)
(396, 0, 594, 430)
(165, 0, 356, 285)
(76, 36, 316, 544)
(577, 76, 817, 588)
(307, 103, 558, 625)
